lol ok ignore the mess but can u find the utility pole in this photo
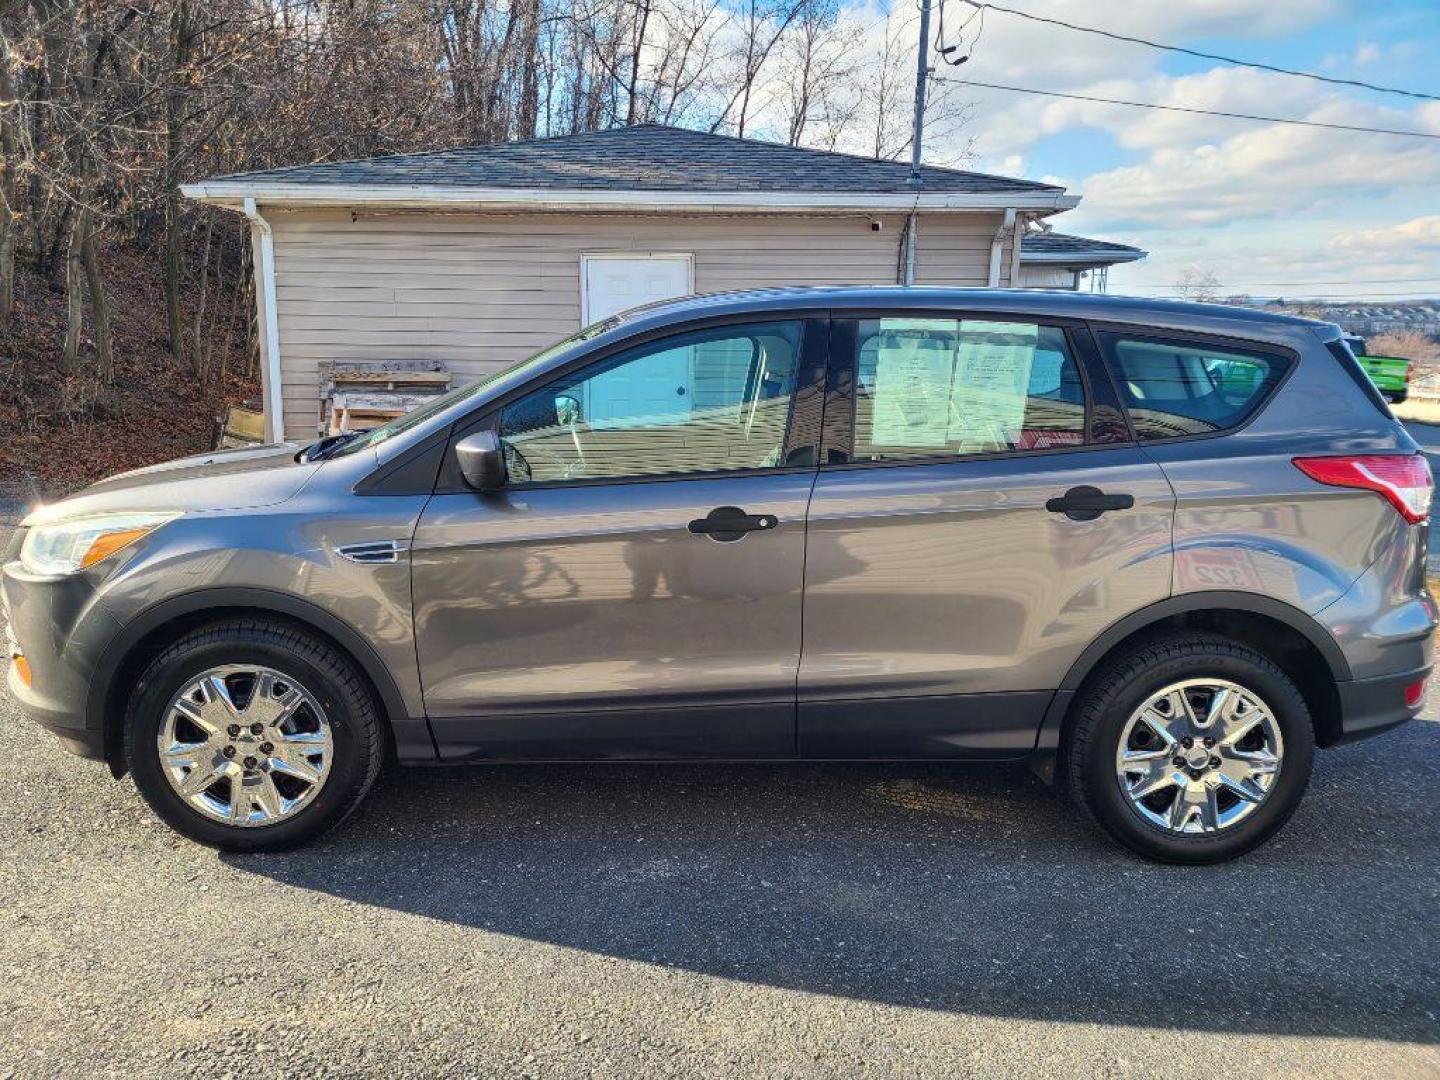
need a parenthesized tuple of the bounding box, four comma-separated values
(909, 0, 932, 186)
(902, 0, 932, 285)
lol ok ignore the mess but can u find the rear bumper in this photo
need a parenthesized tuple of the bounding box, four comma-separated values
(1335, 666, 1430, 745)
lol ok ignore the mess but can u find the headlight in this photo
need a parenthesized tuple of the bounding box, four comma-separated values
(19, 512, 181, 575)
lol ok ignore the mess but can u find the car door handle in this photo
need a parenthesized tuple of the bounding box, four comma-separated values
(1045, 485, 1135, 522)
(688, 506, 779, 541)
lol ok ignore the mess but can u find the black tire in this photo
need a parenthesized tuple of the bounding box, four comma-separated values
(1063, 632, 1315, 864)
(124, 619, 385, 852)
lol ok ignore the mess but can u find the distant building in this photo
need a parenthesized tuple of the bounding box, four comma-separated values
(1017, 231, 1147, 292)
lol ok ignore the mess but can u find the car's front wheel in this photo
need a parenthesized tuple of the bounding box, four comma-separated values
(124, 620, 385, 851)
(1064, 633, 1315, 864)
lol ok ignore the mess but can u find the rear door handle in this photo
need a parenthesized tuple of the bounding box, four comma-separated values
(688, 505, 779, 541)
(1045, 485, 1135, 522)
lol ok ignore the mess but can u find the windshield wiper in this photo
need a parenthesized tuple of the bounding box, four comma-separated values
(298, 430, 362, 463)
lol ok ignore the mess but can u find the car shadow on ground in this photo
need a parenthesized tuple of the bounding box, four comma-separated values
(227, 725, 1440, 1044)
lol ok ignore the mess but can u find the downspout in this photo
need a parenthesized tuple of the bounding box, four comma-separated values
(987, 207, 1016, 288)
(901, 210, 919, 285)
(243, 197, 284, 443)
(1008, 212, 1028, 287)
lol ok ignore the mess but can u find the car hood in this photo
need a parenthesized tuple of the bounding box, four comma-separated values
(22, 443, 323, 526)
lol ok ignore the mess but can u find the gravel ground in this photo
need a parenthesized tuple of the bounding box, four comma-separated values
(2, 508, 1439, 1078)
(2, 680, 1438, 1078)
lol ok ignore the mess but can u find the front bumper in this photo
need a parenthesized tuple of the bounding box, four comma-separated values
(2, 541, 116, 762)
(1335, 665, 1430, 745)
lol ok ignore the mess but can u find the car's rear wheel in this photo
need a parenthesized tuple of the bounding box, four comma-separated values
(124, 620, 385, 851)
(1064, 633, 1315, 864)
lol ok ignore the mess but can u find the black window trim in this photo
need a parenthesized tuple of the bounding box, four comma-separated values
(1089, 322, 1300, 448)
(819, 308, 1113, 472)
(432, 310, 832, 494)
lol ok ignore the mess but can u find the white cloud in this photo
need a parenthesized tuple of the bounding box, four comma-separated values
(1331, 216, 1440, 254)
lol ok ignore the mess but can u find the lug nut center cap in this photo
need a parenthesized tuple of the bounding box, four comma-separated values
(1183, 746, 1212, 770)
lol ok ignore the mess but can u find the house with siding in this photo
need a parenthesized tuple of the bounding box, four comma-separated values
(181, 124, 1135, 442)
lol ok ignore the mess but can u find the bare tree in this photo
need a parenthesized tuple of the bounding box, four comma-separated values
(778, 0, 860, 148)
(1177, 267, 1223, 303)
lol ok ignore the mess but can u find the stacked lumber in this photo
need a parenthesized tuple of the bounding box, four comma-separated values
(320, 360, 452, 435)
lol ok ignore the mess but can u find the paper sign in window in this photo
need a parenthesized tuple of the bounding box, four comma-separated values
(951, 321, 1039, 452)
(869, 320, 957, 447)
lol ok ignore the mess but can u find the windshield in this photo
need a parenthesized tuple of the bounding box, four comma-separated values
(326, 319, 620, 459)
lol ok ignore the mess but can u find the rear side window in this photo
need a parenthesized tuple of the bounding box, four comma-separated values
(851, 318, 1087, 462)
(1101, 335, 1290, 441)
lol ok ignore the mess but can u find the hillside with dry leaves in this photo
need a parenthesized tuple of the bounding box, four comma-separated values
(1, 244, 257, 504)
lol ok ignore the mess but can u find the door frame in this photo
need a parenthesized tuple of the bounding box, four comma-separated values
(579, 251, 696, 325)
(432, 311, 835, 494)
(819, 309, 1130, 469)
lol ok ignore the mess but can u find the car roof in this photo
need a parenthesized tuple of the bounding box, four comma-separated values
(610, 286, 1333, 344)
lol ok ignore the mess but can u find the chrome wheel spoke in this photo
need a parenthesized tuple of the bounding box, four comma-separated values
(178, 758, 227, 796)
(1124, 759, 1180, 800)
(1216, 773, 1265, 805)
(1168, 788, 1200, 831)
(227, 778, 251, 822)
(270, 748, 322, 785)
(1200, 687, 1235, 730)
(157, 664, 332, 829)
(172, 697, 218, 735)
(1199, 786, 1221, 832)
(1116, 677, 1284, 836)
(246, 672, 306, 729)
(252, 774, 285, 820)
(161, 740, 212, 772)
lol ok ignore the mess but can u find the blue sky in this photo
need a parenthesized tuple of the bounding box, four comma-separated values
(899, 0, 1440, 299)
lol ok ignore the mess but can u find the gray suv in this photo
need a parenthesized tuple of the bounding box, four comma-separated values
(4, 288, 1433, 863)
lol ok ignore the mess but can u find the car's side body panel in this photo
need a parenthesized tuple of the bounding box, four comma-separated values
(412, 471, 817, 760)
(797, 447, 1175, 758)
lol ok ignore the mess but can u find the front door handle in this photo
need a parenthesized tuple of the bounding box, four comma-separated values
(688, 505, 779, 541)
(1045, 485, 1135, 522)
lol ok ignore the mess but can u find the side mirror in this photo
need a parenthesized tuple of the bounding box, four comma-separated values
(454, 430, 507, 491)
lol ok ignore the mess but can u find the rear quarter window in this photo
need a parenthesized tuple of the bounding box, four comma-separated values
(1099, 334, 1291, 441)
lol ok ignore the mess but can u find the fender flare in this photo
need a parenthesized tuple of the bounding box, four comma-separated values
(88, 586, 413, 763)
(1035, 590, 1350, 757)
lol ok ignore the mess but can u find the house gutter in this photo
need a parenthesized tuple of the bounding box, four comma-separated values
(242, 197, 285, 443)
(181, 183, 1079, 215)
(987, 208, 1017, 287)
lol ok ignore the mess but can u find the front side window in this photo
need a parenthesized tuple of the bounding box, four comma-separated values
(1103, 336, 1289, 440)
(851, 318, 1087, 462)
(499, 321, 804, 483)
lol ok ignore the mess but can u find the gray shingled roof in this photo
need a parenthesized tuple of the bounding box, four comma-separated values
(202, 123, 1064, 195)
(1021, 231, 1146, 262)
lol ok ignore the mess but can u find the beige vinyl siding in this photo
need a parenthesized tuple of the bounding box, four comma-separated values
(1017, 265, 1080, 289)
(267, 208, 1007, 438)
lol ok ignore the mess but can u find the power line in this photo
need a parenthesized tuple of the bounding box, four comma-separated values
(955, 1, 1440, 103)
(935, 77, 1440, 140)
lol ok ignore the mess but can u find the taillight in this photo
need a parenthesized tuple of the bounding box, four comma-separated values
(1292, 454, 1433, 524)
(1404, 678, 1427, 708)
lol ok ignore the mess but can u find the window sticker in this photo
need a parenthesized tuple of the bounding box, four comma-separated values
(870, 319, 956, 447)
(867, 319, 1041, 451)
(951, 321, 1039, 452)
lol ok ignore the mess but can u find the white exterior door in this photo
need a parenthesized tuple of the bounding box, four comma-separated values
(580, 254, 696, 423)
(582, 254, 692, 323)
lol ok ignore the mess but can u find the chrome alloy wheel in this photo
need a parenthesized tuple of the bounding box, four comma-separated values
(156, 665, 334, 827)
(1115, 678, 1284, 835)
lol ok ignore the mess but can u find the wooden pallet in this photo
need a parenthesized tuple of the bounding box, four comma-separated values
(319, 361, 453, 435)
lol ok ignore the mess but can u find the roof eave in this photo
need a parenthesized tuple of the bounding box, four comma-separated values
(1020, 249, 1147, 266)
(180, 182, 1080, 213)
